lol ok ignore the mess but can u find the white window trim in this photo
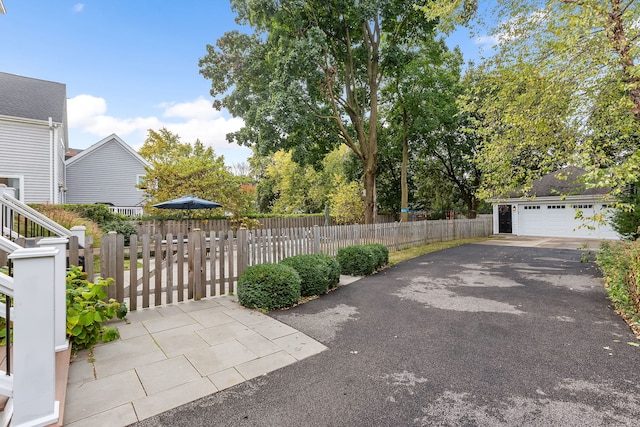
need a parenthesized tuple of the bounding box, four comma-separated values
(0, 175, 25, 202)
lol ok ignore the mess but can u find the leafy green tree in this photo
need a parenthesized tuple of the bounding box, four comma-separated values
(612, 184, 640, 240)
(452, 0, 640, 197)
(139, 128, 251, 217)
(329, 176, 365, 225)
(461, 64, 577, 198)
(199, 0, 437, 223)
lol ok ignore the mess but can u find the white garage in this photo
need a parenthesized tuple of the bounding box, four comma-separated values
(489, 167, 620, 240)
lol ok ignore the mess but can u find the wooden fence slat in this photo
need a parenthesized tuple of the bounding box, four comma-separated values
(154, 234, 162, 306)
(116, 233, 125, 303)
(142, 234, 150, 308)
(218, 231, 225, 295)
(129, 234, 138, 311)
(227, 230, 235, 294)
(166, 233, 174, 304)
(84, 235, 94, 282)
(177, 235, 185, 302)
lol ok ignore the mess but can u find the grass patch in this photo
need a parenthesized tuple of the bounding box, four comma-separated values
(388, 238, 489, 266)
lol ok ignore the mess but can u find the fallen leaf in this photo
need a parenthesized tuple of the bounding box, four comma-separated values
(627, 342, 640, 347)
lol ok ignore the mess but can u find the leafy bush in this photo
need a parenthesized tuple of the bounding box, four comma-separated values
(337, 244, 389, 276)
(596, 241, 640, 333)
(280, 254, 334, 296)
(337, 245, 378, 276)
(316, 254, 341, 289)
(102, 220, 138, 245)
(237, 263, 301, 311)
(364, 244, 389, 268)
(66, 266, 127, 351)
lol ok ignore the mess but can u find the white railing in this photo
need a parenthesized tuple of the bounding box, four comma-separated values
(0, 237, 65, 427)
(0, 192, 72, 239)
(109, 206, 144, 216)
(0, 186, 72, 426)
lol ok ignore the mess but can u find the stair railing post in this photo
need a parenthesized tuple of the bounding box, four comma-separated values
(38, 236, 70, 352)
(9, 246, 60, 427)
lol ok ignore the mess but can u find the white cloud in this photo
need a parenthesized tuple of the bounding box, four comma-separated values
(474, 34, 499, 48)
(73, 3, 84, 13)
(67, 95, 246, 160)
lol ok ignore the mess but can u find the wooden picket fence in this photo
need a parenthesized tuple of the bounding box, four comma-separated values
(135, 214, 398, 236)
(95, 216, 492, 311)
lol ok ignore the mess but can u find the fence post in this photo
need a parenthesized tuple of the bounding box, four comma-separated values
(237, 228, 249, 278)
(37, 237, 69, 352)
(10, 246, 60, 427)
(70, 225, 86, 248)
(313, 225, 321, 254)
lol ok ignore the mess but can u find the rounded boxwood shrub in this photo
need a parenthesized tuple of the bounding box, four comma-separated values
(337, 245, 377, 276)
(364, 244, 389, 269)
(316, 254, 341, 289)
(237, 263, 301, 311)
(280, 254, 339, 296)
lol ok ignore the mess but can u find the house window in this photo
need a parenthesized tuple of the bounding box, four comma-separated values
(136, 174, 145, 191)
(0, 176, 24, 201)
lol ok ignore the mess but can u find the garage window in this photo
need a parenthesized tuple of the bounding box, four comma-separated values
(523, 205, 541, 210)
(547, 205, 566, 209)
(571, 204, 593, 209)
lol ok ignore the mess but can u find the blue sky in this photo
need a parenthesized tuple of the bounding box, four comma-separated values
(0, 1, 496, 166)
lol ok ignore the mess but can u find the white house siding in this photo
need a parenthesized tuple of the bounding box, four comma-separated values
(65, 138, 146, 207)
(0, 119, 52, 203)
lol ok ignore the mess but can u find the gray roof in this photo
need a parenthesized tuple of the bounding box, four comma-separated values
(0, 72, 67, 123)
(519, 166, 609, 197)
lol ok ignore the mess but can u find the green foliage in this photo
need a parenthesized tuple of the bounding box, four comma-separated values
(612, 185, 640, 240)
(237, 263, 301, 311)
(66, 266, 127, 351)
(102, 220, 138, 245)
(329, 177, 365, 225)
(336, 245, 377, 276)
(467, 1, 640, 199)
(280, 254, 335, 297)
(200, 1, 438, 223)
(139, 128, 256, 219)
(74, 203, 117, 223)
(363, 244, 390, 269)
(595, 241, 640, 334)
(316, 254, 341, 289)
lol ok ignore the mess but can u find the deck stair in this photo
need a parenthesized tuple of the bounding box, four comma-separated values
(0, 186, 79, 426)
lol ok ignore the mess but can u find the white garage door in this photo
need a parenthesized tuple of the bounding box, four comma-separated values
(517, 203, 618, 239)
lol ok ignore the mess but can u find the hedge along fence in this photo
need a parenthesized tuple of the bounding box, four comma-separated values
(96, 216, 492, 311)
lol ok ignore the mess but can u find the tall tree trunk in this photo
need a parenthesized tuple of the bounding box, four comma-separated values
(401, 108, 409, 222)
(363, 154, 378, 224)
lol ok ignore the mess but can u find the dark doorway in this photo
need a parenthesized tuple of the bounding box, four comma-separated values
(498, 205, 512, 233)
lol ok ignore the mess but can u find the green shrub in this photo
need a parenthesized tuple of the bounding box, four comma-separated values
(337, 245, 377, 276)
(316, 254, 341, 289)
(364, 244, 389, 269)
(102, 220, 138, 245)
(237, 263, 301, 311)
(280, 254, 332, 296)
(596, 241, 640, 327)
(66, 266, 127, 351)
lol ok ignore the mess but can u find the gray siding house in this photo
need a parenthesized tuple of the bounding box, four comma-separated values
(65, 134, 149, 212)
(0, 72, 68, 203)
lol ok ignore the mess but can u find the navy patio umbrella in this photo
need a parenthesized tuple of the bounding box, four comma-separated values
(153, 195, 222, 231)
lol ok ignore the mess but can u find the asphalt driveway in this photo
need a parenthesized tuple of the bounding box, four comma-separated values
(133, 241, 640, 426)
